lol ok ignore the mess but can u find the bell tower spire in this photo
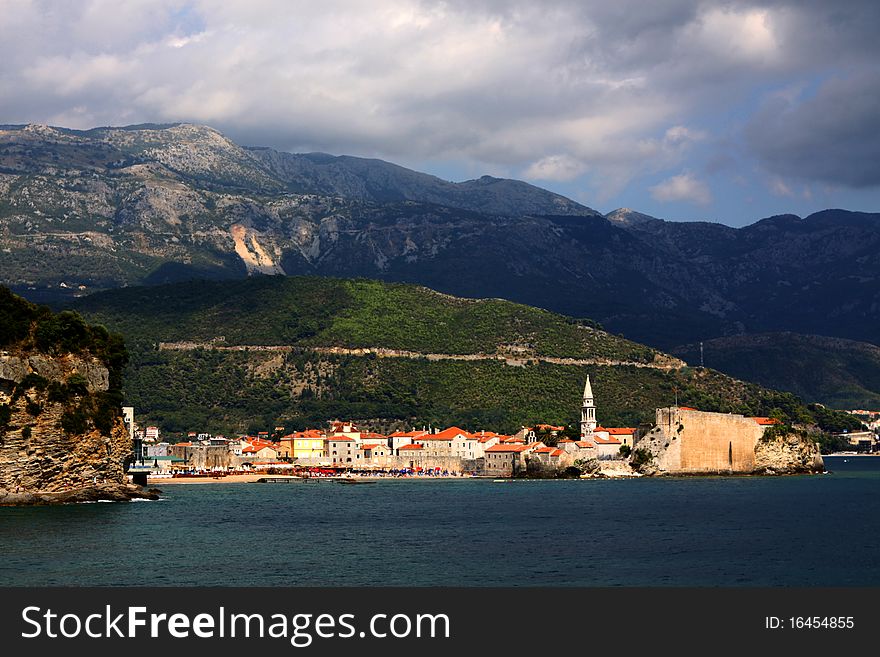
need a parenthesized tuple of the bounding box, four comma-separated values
(580, 375, 597, 439)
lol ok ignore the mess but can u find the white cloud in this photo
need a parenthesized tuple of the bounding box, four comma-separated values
(768, 177, 793, 197)
(523, 154, 586, 182)
(650, 172, 713, 206)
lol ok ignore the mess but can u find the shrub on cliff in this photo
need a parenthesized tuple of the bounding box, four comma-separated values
(0, 286, 128, 391)
(630, 448, 654, 471)
(1, 286, 129, 439)
(0, 286, 36, 347)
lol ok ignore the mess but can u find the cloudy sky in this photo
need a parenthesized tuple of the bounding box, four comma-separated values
(1, 0, 878, 225)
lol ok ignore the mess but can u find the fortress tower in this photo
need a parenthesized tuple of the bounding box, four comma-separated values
(580, 376, 597, 439)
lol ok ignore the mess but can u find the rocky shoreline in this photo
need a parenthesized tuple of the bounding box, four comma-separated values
(0, 483, 161, 506)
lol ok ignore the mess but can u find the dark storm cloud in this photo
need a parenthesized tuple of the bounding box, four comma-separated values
(747, 71, 880, 187)
(0, 0, 878, 198)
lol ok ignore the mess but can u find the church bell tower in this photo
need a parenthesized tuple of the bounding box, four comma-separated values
(580, 376, 597, 439)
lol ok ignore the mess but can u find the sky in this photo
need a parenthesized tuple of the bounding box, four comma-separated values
(0, 0, 878, 226)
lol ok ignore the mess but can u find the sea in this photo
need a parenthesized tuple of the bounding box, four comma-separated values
(1, 456, 878, 587)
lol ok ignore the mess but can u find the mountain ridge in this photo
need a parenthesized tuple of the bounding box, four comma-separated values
(1, 121, 878, 354)
(673, 332, 880, 410)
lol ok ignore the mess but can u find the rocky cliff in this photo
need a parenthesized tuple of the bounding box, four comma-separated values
(753, 431, 825, 475)
(0, 287, 155, 504)
(2, 123, 879, 355)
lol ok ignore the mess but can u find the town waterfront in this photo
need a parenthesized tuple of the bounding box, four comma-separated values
(1, 456, 878, 587)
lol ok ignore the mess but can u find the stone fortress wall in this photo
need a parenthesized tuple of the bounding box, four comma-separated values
(640, 407, 766, 474)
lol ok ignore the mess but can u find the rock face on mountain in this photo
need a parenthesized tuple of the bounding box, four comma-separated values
(0, 287, 155, 505)
(1, 122, 879, 353)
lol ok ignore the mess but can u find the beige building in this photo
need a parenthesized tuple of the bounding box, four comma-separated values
(327, 437, 357, 466)
(417, 426, 487, 459)
(532, 446, 567, 467)
(241, 444, 279, 461)
(558, 438, 597, 459)
(388, 430, 428, 451)
(840, 431, 877, 451)
(484, 444, 535, 476)
(359, 443, 389, 463)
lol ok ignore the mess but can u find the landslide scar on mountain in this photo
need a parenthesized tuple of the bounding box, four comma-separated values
(230, 224, 285, 275)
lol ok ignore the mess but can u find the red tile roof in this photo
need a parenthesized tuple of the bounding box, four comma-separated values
(398, 444, 424, 451)
(574, 441, 596, 449)
(679, 406, 697, 411)
(486, 444, 532, 453)
(752, 417, 781, 426)
(327, 437, 355, 443)
(593, 435, 621, 445)
(605, 427, 636, 435)
(283, 429, 326, 439)
(421, 426, 474, 441)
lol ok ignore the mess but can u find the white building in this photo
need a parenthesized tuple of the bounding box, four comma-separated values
(580, 376, 597, 439)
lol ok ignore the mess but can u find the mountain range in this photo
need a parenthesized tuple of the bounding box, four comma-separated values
(2, 122, 878, 408)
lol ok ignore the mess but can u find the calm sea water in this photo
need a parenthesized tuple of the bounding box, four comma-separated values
(1, 456, 878, 586)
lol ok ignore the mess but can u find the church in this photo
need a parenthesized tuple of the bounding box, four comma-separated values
(580, 375, 597, 439)
(575, 375, 638, 458)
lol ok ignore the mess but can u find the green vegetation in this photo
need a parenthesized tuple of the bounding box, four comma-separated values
(61, 276, 863, 439)
(1, 287, 127, 382)
(0, 286, 128, 437)
(630, 448, 654, 470)
(73, 276, 657, 361)
(115, 342, 860, 438)
(673, 333, 880, 410)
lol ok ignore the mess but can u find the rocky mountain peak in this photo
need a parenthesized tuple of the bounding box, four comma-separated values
(605, 207, 661, 225)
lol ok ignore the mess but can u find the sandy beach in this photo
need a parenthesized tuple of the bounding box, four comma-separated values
(147, 474, 270, 485)
(147, 473, 479, 485)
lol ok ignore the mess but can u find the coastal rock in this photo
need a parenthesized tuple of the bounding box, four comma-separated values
(754, 432, 824, 475)
(1, 289, 137, 505)
(0, 483, 159, 506)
